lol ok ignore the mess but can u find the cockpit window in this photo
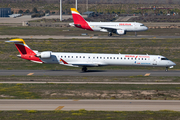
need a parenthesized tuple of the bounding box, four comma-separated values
(161, 58, 169, 60)
(140, 24, 145, 26)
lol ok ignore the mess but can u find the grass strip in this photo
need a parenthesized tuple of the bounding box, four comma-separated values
(0, 110, 180, 120)
(0, 83, 180, 100)
(0, 76, 180, 82)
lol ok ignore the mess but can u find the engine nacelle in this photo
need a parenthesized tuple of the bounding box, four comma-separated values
(40, 51, 52, 59)
(116, 30, 126, 35)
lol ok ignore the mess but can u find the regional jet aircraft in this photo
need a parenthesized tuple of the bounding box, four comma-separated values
(69, 8, 148, 36)
(6, 39, 175, 72)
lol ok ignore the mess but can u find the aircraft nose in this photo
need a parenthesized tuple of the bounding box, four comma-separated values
(170, 61, 176, 66)
(145, 26, 148, 30)
(172, 62, 176, 66)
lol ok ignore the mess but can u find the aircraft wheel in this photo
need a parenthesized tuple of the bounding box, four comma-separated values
(82, 67, 87, 72)
(108, 32, 112, 37)
(165, 67, 168, 72)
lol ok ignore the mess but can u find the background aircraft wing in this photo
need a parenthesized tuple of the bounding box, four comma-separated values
(100, 26, 122, 32)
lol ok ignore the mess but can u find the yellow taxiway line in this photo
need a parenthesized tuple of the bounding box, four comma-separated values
(27, 73, 34, 76)
(144, 73, 151, 76)
(55, 106, 64, 110)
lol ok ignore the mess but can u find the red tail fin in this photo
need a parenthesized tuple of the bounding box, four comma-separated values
(6, 38, 35, 55)
(71, 8, 93, 31)
(6, 38, 43, 63)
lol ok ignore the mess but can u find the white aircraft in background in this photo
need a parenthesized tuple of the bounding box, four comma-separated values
(6, 38, 176, 72)
(69, 8, 148, 36)
(9, 14, 22, 18)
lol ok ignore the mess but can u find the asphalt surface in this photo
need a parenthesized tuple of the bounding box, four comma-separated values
(1, 82, 180, 84)
(0, 99, 180, 111)
(0, 70, 179, 76)
(1, 35, 180, 39)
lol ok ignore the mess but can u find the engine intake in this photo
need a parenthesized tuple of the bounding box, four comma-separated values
(116, 30, 126, 35)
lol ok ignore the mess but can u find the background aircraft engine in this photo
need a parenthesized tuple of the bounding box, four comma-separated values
(40, 51, 51, 58)
(116, 30, 126, 35)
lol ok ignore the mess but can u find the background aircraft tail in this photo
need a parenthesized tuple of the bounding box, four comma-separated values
(70, 8, 93, 31)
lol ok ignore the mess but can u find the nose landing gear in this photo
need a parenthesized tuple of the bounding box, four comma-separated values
(165, 67, 168, 72)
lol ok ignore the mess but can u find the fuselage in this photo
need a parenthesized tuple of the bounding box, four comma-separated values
(6, 38, 176, 72)
(38, 52, 175, 68)
(79, 22, 148, 32)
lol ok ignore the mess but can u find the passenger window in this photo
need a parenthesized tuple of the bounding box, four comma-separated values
(110, 57, 112, 59)
(128, 58, 129, 60)
(72, 56, 73, 58)
(61, 56, 63, 58)
(135, 58, 137, 60)
(142, 58, 143, 60)
(124, 58, 126, 60)
(88, 57, 90, 59)
(131, 58, 133, 60)
(93, 57, 95, 59)
(145, 58, 146, 60)
(121, 57, 122, 59)
(104, 57, 105, 59)
(68, 56, 70, 58)
(100, 57, 102, 59)
(117, 57, 119, 59)
(65, 56, 66, 58)
(107, 57, 109, 59)
(138, 58, 140, 60)
(76, 56, 78, 58)
(83, 56, 85, 58)
(80, 56, 81, 58)
(97, 57, 98, 59)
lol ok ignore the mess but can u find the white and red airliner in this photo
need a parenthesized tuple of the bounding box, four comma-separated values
(69, 8, 148, 36)
(6, 38, 176, 72)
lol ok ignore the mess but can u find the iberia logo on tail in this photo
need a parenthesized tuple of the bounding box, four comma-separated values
(70, 8, 93, 31)
(6, 38, 43, 63)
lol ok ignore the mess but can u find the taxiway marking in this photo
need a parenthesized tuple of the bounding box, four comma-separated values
(27, 73, 34, 76)
(55, 106, 64, 110)
(144, 73, 151, 76)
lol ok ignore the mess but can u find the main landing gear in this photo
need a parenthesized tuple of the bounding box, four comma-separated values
(165, 67, 168, 72)
(135, 32, 137, 36)
(108, 32, 112, 37)
(82, 67, 87, 72)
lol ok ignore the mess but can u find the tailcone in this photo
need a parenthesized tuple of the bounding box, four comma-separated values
(17, 54, 21, 58)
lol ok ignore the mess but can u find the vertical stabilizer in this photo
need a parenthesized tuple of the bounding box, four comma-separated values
(70, 8, 93, 31)
(6, 38, 43, 63)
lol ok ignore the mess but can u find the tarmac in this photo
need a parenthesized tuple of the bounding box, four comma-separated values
(0, 70, 179, 76)
(0, 99, 180, 111)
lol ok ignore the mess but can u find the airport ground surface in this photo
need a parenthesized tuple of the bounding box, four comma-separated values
(0, 70, 179, 76)
(0, 23, 180, 114)
(0, 99, 180, 111)
(1, 35, 180, 39)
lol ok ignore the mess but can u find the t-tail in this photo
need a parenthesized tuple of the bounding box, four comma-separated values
(70, 8, 93, 31)
(6, 38, 43, 63)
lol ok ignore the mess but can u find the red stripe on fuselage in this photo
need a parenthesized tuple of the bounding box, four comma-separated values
(72, 13, 93, 31)
(15, 44, 43, 63)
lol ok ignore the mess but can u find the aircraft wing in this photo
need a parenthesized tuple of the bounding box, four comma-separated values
(100, 26, 122, 32)
(71, 62, 107, 67)
(60, 58, 106, 67)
